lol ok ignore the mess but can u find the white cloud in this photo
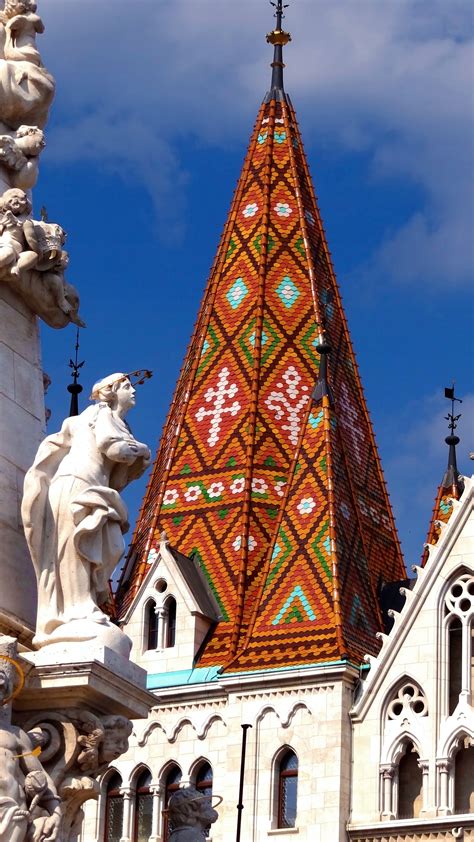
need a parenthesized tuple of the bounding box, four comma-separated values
(39, 0, 473, 277)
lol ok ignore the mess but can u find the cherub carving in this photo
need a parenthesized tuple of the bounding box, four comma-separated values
(0, 190, 85, 327)
(68, 711, 132, 776)
(0, 124, 45, 192)
(2, 0, 44, 67)
(0, 187, 36, 277)
(168, 786, 219, 842)
(0, 666, 61, 842)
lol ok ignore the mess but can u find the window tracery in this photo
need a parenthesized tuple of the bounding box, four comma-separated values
(444, 572, 474, 714)
(387, 682, 428, 722)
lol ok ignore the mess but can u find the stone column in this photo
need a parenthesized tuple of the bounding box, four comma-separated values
(0, 285, 44, 639)
(418, 759, 430, 815)
(155, 605, 166, 650)
(437, 759, 452, 816)
(119, 787, 133, 842)
(149, 785, 163, 842)
(380, 764, 395, 820)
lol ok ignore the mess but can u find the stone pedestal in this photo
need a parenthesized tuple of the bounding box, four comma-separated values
(0, 285, 45, 641)
(12, 646, 155, 841)
(19, 645, 154, 719)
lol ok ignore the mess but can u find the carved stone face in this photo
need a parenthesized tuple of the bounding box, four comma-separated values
(100, 726, 129, 762)
(16, 126, 46, 155)
(0, 668, 12, 702)
(115, 378, 136, 413)
(197, 797, 218, 826)
(5, 0, 32, 17)
(3, 188, 29, 216)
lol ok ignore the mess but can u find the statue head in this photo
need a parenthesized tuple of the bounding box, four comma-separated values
(90, 373, 136, 413)
(16, 125, 46, 155)
(0, 667, 13, 703)
(4, 0, 37, 17)
(168, 786, 219, 831)
(99, 715, 132, 763)
(0, 187, 31, 217)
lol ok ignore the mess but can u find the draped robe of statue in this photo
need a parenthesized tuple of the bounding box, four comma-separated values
(21, 402, 149, 648)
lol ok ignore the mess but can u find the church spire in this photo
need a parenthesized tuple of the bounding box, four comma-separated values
(266, 0, 291, 100)
(442, 385, 463, 499)
(117, 8, 406, 670)
(422, 386, 464, 566)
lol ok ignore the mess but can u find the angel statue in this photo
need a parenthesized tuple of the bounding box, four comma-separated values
(21, 371, 152, 656)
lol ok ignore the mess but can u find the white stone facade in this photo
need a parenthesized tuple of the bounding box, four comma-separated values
(81, 477, 474, 842)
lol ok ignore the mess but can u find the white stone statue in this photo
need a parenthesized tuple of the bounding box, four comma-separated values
(0, 657, 61, 841)
(0, 124, 45, 193)
(21, 373, 152, 656)
(2, 0, 44, 66)
(0, 0, 55, 130)
(168, 787, 219, 842)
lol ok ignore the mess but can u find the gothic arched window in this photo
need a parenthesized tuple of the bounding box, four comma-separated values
(444, 572, 474, 715)
(277, 749, 298, 828)
(104, 772, 123, 842)
(398, 742, 422, 819)
(195, 762, 213, 836)
(449, 617, 463, 714)
(133, 769, 152, 842)
(454, 742, 474, 814)
(165, 597, 177, 648)
(162, 765, 182, 841)
(145, 600, 158, 651)
(195, 761, 213, 797)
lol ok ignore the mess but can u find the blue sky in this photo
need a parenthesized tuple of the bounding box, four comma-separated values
(36, 0, 473, 573)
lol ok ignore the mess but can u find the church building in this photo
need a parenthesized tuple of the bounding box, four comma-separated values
(81, 5, 474, 842)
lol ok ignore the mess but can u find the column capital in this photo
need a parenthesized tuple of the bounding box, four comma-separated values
(119, 786, 133, 799)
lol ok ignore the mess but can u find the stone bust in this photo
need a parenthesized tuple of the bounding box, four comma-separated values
(168, 786, 219, 842)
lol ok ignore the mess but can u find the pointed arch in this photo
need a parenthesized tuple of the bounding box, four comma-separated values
(164, 595, 177, 648)
(143, 597, 158, 651)
(104, 769, 124, 842)
(132, 766, 153, 842)
(397, 740, 423, 819)
(273, 746, 298, 829)
(160, 762, 182, 842)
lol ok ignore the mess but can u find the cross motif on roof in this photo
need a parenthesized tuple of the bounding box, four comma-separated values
(195, 366, 242, 447)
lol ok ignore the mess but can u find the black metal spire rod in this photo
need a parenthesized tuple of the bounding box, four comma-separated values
(67, 327, 84, 416)
(442, 384, 463, 497)
(236, 723, 252, 842)
(266, 0, 291, 97)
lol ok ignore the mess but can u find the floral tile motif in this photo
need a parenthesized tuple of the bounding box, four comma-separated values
(276, 276, 300, 308)
(226, 277, 249, 310)
(242, 202, 258, 218)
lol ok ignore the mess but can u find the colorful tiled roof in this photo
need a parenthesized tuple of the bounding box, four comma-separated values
(117, 25, 406, 669)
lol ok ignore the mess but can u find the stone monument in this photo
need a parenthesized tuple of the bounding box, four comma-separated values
(0, 0, 84, 641)
(22, 371, 151, 656)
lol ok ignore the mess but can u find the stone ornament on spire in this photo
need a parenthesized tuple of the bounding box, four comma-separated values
(0, 0, 84, 328)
